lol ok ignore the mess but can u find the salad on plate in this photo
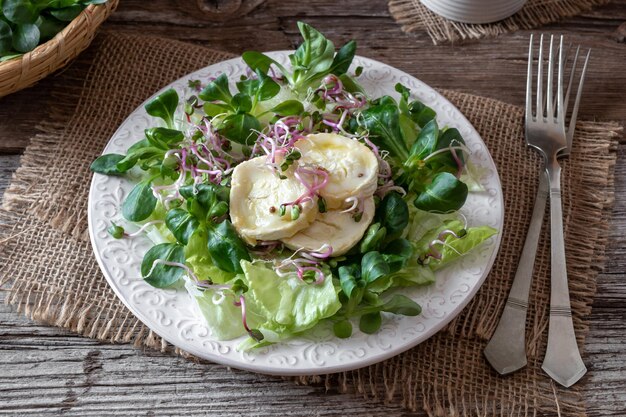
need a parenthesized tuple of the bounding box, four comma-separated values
(91, 22, 496, 350)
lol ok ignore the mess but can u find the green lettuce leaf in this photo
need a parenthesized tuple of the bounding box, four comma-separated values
(238, 260, 341, 347)
(185, 228, 237, 284)
(429, 225, 497, 270)
(186, 284, 246, 340)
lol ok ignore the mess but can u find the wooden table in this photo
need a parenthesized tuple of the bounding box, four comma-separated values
(1, 1, 625, 415)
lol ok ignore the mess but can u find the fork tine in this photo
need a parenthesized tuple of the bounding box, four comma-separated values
(551, 42, 570, 115)
(546, 35, 555, 120)
(536, 34, 544, 119)
(563, 45, 580, 118)
(526, 34, 534, 121)
(567, 49, 591, 147)
(556, 36, 564, 122)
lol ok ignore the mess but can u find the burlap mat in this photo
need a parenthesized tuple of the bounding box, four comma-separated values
(389, 0, 609, 44)
(0, 32, 621, 416)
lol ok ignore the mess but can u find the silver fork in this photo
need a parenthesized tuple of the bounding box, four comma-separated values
(484, 34, 590, 387)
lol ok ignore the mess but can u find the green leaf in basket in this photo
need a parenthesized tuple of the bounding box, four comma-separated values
(36, 15, 66, 42)
(0, 20, 13, 54)
(49, 5, 84, 22)
(12, 23, 40, 53)
(2, 0, 39, 25)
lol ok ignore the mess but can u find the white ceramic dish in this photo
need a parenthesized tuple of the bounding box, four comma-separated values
(88, 51, 504, 376)
(421, 0, 527, 24)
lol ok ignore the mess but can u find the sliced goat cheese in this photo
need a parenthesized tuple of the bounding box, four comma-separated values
(230, 156, 316, 245)
(295, 133, 378, 210)
(281, 196, 375, 256)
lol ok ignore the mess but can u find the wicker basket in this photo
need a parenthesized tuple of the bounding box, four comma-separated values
(0, 0, 119, 98)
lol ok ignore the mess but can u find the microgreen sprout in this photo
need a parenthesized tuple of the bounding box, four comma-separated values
(418, 228, 468, 265)
(275, 244, 333, 285)
(233, 295, 264, 342)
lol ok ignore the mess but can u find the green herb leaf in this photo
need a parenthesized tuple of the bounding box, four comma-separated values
(382, 238, 413, 272)
(218, 113, 261, 145)
(338, 264, 360, 298)
(409, 119, 438, 160)
(359, 312, 382, 334)
(199, 73, 232, 104)
(328, 40, 356, 76)
(90, 154, 125, 176)
(165, 208, 199, 245)
(414, 172, 468, 213)
(380, 294, 422, 316)
(144, 127, 184, 149)
(12, 23, 39, 53)
(271, 100, 304, 116)
(231, 92, 253, 113)
(206, 221, 250, 273)
(121, 179, 157, 222)
(376, 192, 409, 237)
(242, 51, 275, 74)
(236, 70, 280, 102)
(359, 103, 409, 162)
(203, 102, 232, 117)
(360, 223, 386, 253)
(36, 14, 65, 42)
(408, 100, 437, 128)
(141, 243, 185, 288)
(333, 320, 353, 338)
(361, 251, 390, 284)
(145, 88, 179, 128)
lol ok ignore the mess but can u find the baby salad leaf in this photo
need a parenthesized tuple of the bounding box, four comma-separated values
(360, 103, 409, 162)
(291, 22, 335, 85)
(236, 70, 280, 102)
(144, 127, 184, 149)
(359, 223, 386, 253)
(408, 100, 437, 128)
(361, 251, 390, 284)
(145, 88, 179, 129)
(427, 127, 466, 169)
(206, 221, 250, 273)
(359, 312, 382, 334)
(141, 243, 185, 288)
(414, 172, 468, 213)
(338, 264, 360, 298)
(271, 100, 304, 116)
(375, 192, 409, 237)
(333, 320, 353, 339)
(328, 40, 356, 76)
(231, 93, 253, 113)
(165, 208, 199, 245)
(122, 179, 157, 222)
(90, 154, 125, 176)
(379, 294, 422, 316)
(409, 119, 439, 161)
(219, 113, 261, 145)
(199, 73, 232, 104)
(242, 51, 282, 76)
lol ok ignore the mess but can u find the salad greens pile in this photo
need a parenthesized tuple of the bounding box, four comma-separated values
(0, 0, 107, 62)
(91, 22, 496, 348)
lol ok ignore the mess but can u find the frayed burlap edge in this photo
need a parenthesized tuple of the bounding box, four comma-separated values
(389, 0, 610, 44)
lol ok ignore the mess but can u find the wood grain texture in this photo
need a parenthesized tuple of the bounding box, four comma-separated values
(0, 0, 625, 415)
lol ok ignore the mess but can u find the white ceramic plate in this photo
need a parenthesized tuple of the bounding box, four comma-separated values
(88, 52, 504, 376)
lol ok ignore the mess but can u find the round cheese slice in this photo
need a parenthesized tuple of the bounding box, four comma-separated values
(230, 156, 316, 245)
(295, 133, 378, 209)
(281, 196, 375, 256)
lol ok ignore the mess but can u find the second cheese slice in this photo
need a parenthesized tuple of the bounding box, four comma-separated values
(281, 197, 375, 256)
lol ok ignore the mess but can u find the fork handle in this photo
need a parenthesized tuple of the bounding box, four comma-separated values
(542, 155, 587, 387)
(484, 171, 548, 375)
